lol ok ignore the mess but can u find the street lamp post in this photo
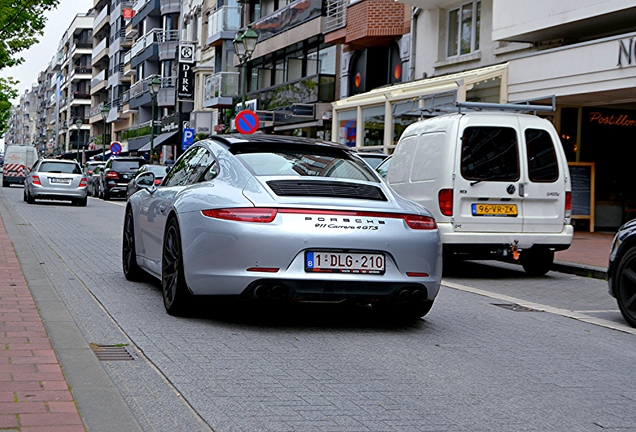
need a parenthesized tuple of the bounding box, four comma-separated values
(74, 118, 83, 163)
(100, 105, 109, 162)
(61, 123, 68, 154)
(233, 25, 259, 111)
(148, 75, 162, 164)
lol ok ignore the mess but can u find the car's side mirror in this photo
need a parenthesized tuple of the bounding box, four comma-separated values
(135, 171, 156, 192)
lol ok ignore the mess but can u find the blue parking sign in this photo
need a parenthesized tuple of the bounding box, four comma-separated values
(181, 128, 195, 150)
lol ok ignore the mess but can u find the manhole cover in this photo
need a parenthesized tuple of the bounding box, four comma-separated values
(91, 344, 135, 361)
(492, 303, 541, 312)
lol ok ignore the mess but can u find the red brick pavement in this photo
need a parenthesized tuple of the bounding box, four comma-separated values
(0, 217, 86, 431)
(555, 230, 615, 269)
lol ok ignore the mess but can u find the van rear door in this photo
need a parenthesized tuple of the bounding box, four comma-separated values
(452, 115, 524, 233)
(518, 116, 567, 233)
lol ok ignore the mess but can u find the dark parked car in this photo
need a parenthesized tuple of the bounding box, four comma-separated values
(126, 164, 169, 199)
(608, 219, 636, 327)
(99, 156, 146, 200)
(83, 162, 104, 197)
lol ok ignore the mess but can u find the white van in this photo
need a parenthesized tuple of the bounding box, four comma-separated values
(385, 109, 573, 276)
(3, 145, 39, 187)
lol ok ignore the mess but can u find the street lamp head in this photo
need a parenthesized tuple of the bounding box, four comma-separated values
(242, 25, 259, 56)
(149, 75, 162, 96)
(101, 104, 109, 121)
(75, 118, 83, 128)
(233, 31, 246, 58)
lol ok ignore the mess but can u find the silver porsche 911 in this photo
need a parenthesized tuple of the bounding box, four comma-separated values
(123, 135, 442, 319)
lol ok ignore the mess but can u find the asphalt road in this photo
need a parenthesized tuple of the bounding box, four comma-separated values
(1, 184, 635, 432)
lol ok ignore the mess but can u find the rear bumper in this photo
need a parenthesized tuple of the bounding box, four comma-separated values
(31, 187, 87, 200)
(438, 223, 573, 251)
(4, 176, 25, 184)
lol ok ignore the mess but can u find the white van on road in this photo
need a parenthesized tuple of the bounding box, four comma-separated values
(385, 108, 573, 276)
(2, 145, 39, 187)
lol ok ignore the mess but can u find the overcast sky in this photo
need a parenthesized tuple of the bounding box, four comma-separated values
(0, 0, 93, 102)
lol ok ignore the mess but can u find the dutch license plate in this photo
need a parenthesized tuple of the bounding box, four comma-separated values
(472, 203, 518, 216)
(305, 252, 385, 274)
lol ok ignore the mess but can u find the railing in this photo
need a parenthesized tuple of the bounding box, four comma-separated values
(252, 0, 322, 42)
(157, 29, 179, 43)
(70, 41, 93, 53)
(70, 92, 90, 101)
(90, 102, 110, 118)
(70, 65, 92, 77)
(253, 74, 335, 110)
(208, 6, 241, 38)
(91, 70, 106, 88)
(124, 51, 131, 65)
(94, 37, 108, 56)
(110, 28, 134, 45)
(130, 28, 160, 58)
(203, 72, 239, 103)
(325, 0, 347, 32)
(109, 63, 124, 76)
(160, 76, 176, 88)
(130, 75, 176, 99)
(122, 121, 162, 141)
(132, 0, 151, 14)
(93, 5, 109, 30)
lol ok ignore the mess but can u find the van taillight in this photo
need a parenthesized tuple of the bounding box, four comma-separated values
(565, 191, 572, 217)
(438, 189, 453, 217)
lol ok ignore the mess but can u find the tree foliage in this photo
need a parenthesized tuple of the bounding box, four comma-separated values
(0, 0, 60, 69)
(0, 0, 60, 135)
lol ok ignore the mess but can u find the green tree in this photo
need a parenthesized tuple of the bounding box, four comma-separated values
(0, 0, 60, 134)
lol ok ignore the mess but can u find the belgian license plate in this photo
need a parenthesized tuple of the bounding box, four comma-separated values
(472, 203, 518, 216)
(305, 252, 385, 274)
(51, 178, 71, 184)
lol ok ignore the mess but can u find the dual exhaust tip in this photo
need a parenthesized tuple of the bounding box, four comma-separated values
(253, 284, 288, 300)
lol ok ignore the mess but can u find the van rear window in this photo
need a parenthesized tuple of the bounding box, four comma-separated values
(461, 127, 519, 182)
(525, 129, 558, 182)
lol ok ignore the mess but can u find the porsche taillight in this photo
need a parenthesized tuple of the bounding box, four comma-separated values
(438, 189, 453, 217)
(202, 208, 278, 223)
(402, 214, 437, 230)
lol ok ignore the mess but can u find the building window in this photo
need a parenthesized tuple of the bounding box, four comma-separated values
(337, 109, 357, 147)
(447, 1, 480, 57)
(362, 105, 384, 147)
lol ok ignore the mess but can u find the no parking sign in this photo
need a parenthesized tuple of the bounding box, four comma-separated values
(235, 110, 260, 134)
(110, 142, 122, 155)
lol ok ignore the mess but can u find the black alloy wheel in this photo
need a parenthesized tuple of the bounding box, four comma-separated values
(25, 188, 34, 204)
(122, 208, 143, 281)
(614, 247, 636, 327)
(162, 217, 192, 316)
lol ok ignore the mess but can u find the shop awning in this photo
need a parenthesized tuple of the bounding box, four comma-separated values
(137, 131, 178, 152)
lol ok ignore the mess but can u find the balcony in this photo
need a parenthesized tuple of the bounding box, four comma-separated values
(91, 37, 109, 66)
(252, 0, 322, 43)
(157, 77, 176, 107)
(129, 75, 176, 108)
(91, 70, 107, 94)
(203, 72, 239, 108)
(206, 6, 241, 47)
(93, 4, 109, 33)
(160, 0, 180, 14)
(325, 0, 406, 48)
(125, 21, 137, 38)
(70, 65, 92, 80)
(158, 30, 179, 61)
(131, 0, 160, 27)
(71, 41, 93, 59)
(121, 120, 162, 141)
(130, 28, 160, 67)
(251, 74, 335, 110)
(107, 63, 124, 88)
(324, 0, 346, 43)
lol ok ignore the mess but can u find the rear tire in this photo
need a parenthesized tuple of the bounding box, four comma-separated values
(2, 179, 8, 187)
(102, 188, 110, 200)
(162, 217, 192, 316)
(25, 189, 34, 204)
(521, 248, 554, 276)
(122, 207, 144, 281)
(78, 196, 87, 207)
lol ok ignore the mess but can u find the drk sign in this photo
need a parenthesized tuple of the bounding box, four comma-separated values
(182, 128, 195, 151)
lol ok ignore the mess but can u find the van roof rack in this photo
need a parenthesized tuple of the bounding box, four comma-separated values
(455, 95, 556, 114)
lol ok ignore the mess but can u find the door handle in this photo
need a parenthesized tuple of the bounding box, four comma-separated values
(519, 182, 525, 197)
(159, 203, 167, 214)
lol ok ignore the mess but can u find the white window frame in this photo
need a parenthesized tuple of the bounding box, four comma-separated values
(446, 1, 481, 58)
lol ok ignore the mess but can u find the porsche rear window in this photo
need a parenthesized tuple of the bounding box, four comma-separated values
(233, 146, 378, 182)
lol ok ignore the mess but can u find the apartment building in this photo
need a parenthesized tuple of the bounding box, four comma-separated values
(57, 12, 95, 154)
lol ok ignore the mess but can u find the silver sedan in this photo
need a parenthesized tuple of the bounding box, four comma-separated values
(123, 135, 442, 319)
(24, 159, 88, 206)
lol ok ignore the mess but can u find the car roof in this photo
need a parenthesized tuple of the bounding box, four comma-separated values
(39, 159, 78, 164)
(208, 134, 354, 152)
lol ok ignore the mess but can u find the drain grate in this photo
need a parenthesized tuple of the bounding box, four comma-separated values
(91, 344, 135, 361)
(493, 303, 541, 312)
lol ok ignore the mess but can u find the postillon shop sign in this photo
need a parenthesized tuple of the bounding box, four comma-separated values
(588, 111, 636, 127)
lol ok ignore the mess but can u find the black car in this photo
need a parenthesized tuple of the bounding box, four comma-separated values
(356, 151, 390, 170)
(126, 164, 169, 199)
(608, 219, 636, 327)
(99, 157, 146, 200)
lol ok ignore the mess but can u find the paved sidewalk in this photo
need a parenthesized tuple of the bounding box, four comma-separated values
(554, 230, 614, 279)
(0, 217, 86, 431)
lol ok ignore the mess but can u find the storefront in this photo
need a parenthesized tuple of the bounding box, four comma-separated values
(509, 32, 636, 230)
